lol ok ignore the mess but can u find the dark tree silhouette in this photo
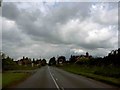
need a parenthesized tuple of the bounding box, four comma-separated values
(41, 59, 47, 66)
(68, 48, 120, 67)
(69, 55, 78, 63)
(0, 0, 1, 7)
(57, 56, 66, 64)
(2, 53, 17, 71)
(48, 57, 56, 66)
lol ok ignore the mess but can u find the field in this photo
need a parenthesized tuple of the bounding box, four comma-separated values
(60, 64, 120, 86)
(2, 65, 39, 88)
(2, 72, 31, 88)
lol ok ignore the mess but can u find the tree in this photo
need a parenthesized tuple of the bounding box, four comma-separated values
(1, 52, 6, 59)
(57, 56, 66, 64)
(69, 55, 76, 63)
(0, 0, 1, 7)
(48, 57, 56, 66)
(2, 54, 17, 71)
(41, 59, 47, 66)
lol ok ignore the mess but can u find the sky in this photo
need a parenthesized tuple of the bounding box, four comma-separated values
(1, 1, 118, 61)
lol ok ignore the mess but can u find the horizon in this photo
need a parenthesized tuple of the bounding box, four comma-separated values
(1, 48, 119, 62)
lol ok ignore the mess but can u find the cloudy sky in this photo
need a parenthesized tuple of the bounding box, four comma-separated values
(1, 1, 118, 61)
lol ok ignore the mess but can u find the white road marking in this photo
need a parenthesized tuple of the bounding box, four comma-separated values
(48, 66, 60, 90)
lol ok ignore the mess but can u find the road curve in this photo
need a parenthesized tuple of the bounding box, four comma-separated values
(12, 65, 119, 89)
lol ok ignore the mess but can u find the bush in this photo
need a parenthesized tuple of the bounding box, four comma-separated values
(93, 67, 120, 78)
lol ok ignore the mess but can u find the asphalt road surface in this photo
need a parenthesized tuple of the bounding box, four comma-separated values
(12, 65, 119, 89)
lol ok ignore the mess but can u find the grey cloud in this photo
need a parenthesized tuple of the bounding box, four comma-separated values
(2, 2, 118, 60)
(48, 2, 92, 23)
(2, 2, 20, 20)
(2, 27, 22, 44)
(90, 2, 118, 25)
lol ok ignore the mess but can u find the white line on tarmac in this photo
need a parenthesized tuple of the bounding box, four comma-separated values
(48, 66, 61, 90)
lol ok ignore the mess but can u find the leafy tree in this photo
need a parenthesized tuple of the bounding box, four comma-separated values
(2, 53, 17, 71)
(57, 56, 66, 64)
(48, 57, 56, 66)
(32, 58, 35, 63)
(69, 48, 120, 67)
(0, 0, 1, 7)
(69, 55, 77, 63)
(41, 59, 47, 66)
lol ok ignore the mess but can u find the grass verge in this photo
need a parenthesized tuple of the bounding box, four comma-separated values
(0, 73, 2, 88)
(59, 64, 120, 87)
(2, 72, 31, 88)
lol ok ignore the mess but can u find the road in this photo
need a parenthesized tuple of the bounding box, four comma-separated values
(12, 65, 118, 89)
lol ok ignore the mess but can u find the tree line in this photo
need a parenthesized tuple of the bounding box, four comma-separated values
(1, 48, 119, 71)
(1, 52, 47, 71)
(48, 48, 120, 67)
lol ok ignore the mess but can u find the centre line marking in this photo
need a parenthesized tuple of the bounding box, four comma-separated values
(48, 66, 60, 90)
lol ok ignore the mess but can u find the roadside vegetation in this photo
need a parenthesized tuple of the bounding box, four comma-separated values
(1, 52, 47, 88)
(59, 64, 120, 86)
(49, 48, 120, 87)
(2, 53, 47, 71)
(0, 73, 2, 88)
(2, 72, 30, 88)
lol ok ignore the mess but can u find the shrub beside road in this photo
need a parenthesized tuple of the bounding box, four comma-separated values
(60, 64, 120, 87)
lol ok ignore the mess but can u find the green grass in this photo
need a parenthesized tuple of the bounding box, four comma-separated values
(2, 72, 30, 88)
(2, 65, 41, 88)
(0, 73, 2, 87)
(60, 64, 120, 87)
